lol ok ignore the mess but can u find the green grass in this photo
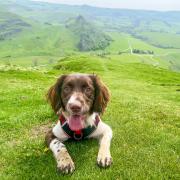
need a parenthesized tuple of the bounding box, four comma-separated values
(105, 32, 129, 52)
(0, 24, 77, 58)
(138, 31, 180, 49)
(0, 55, 180, 179)
(105, 33, 180, 72)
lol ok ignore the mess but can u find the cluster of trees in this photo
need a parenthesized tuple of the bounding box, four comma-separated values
(95, 51, 111, 58)
(78, 33, 111, 51)
(132, 49, 154, 54)
(67, 15, 112, 51)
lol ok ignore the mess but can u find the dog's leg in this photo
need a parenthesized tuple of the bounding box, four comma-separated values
(97, 123, 113, 168)
(45, 129, 75, 174)
(89, 121, 113, 168)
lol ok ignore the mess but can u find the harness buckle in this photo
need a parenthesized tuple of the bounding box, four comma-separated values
(73, 132, 83, 140)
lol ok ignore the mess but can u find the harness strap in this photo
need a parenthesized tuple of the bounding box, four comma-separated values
(59, 114, 100, 141)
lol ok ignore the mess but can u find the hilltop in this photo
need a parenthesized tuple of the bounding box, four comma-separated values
(0, 11, 30, 41)
(66, 15, 112, 51)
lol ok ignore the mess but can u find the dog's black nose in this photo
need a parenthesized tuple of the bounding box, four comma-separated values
(69, 104, 81, 113)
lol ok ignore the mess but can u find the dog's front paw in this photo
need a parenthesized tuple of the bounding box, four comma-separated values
(57, 156, 75, 174)
(57, 160, 75, 174)
(57, 149, 75, 174)
(97, 154, 112, 168)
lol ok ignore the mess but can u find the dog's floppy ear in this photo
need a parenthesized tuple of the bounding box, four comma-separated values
(91, 75, 110, 114)
(47, 75, 67, 113)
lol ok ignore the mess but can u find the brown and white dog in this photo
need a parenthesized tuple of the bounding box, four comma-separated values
(45, 74, 112, 174)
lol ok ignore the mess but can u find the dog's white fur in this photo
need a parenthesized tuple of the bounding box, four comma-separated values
(50, 112, 112, 172)
(67, 94, 81, 108)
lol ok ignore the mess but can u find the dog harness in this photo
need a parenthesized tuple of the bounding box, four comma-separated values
(59, 114, 100, 141)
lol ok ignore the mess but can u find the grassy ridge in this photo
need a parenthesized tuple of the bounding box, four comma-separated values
(66, 16, 112, 51)
(0, 55, 180, 179)
(0, 24, 76, 57)
(0, 11, 31, 40)
(135, 31, 180, 49)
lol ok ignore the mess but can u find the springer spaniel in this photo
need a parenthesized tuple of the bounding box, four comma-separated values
(45, 74, 112, 174)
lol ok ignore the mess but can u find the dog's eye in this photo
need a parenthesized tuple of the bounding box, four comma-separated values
(63, 86, 71, 93)
(85, 87, 92, 94)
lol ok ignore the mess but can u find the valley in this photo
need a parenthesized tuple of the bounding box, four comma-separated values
(0, 0, 180, 71)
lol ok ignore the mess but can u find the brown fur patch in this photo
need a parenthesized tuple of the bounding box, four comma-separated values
(47, 75, 67, 113)
(45, 129, 57, 147)
(91, 75, 110, 114)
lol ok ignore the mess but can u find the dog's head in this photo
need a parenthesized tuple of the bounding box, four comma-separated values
(47, 74, 110, 130)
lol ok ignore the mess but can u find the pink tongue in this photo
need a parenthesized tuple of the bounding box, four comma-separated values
(69, 115, 84, 131)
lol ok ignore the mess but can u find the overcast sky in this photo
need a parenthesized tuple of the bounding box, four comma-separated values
(33, 0, 180, 11)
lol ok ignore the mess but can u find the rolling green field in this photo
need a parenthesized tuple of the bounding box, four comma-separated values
(0, 55, 180, 179)
(0, 24, 76, 57)
(1, 30, 180, 71)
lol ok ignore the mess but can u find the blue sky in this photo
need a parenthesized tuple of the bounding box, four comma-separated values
(33, 0, 180, 11)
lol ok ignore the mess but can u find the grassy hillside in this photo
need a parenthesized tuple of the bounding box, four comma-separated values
(1, 26, 180, 72)
(0, 55, 180, 179)
(105, 32, 129, 52)
(66, 15, 112, 51)
(0, 11, 30, 41)
(133, 31, 180, 49)
(0, 24, 76, 57)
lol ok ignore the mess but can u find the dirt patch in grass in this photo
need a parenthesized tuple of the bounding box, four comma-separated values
(30, 122, 55, 139)
(3, 122, 55, 149)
